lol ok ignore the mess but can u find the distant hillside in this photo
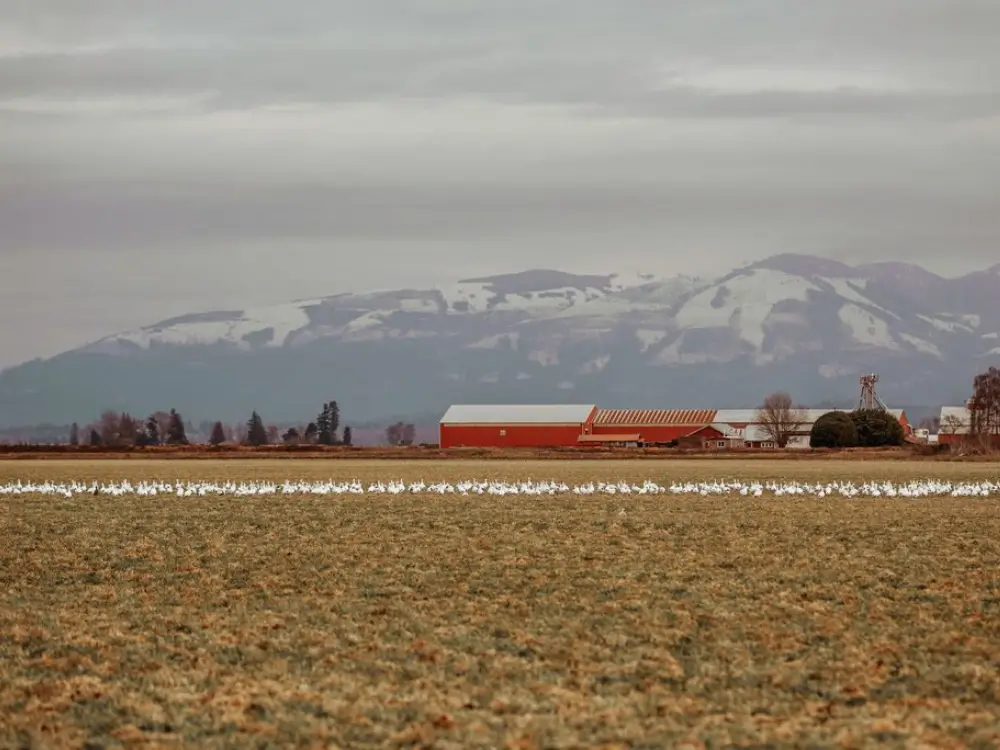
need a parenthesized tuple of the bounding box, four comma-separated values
(1, 257, 995, 427)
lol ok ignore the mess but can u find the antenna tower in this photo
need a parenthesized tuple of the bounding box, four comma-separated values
(858, 373, 889, 411)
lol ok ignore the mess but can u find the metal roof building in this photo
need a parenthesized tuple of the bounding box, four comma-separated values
(592, 408, 717, 443)
(439, 404, 598, 448)
(440, 404, 597, 424)
(594, 409, 717, 425)
(938, 406, 971, 438)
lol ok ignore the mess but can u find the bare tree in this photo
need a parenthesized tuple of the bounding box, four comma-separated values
(755, 392, 807, 448)
(940, 413, 966, 435)
(969, 366, 1000, 450)
(98, 410, 121, 446)
(386, 422, 416, 446)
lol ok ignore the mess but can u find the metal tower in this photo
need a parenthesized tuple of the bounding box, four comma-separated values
(858, 373, 889, 411)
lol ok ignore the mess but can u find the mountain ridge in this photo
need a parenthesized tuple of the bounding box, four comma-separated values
(1, 254, 996, 427)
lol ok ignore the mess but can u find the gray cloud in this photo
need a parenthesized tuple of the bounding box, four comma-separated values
(2, 0, 999, 368)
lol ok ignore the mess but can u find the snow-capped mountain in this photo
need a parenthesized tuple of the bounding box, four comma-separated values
(80, 269, 678, 354)
(2, 256, 998, 426)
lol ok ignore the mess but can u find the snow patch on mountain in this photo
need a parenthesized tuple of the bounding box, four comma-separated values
(114, 301, 316, 350)
(468, 333, 520, 350)
(398, 297, 440, 314)
(529, 348, 559, 366)
(607, 271, 661, 291)
(900, 333, 943, 358)
(545, 296, 663, 319)
(580, 355, 611, 374)
(917, 314, 974, 334)
(437, 282, 611, 314)
(437, 282, 496, 314)
(635, 329, 669, 352)
(654, 332, 744, 365)
(674, 270, 817, 349)
(838, 304, 899, 350)
(825, 278, 900, 320)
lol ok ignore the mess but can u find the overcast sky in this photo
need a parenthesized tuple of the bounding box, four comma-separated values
(3, 0, 999, 368)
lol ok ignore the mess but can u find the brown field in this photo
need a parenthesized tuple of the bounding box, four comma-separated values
(0, 443, 974, 462)
(2, 459, 999, 748)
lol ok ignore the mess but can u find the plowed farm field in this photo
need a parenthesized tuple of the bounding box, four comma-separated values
(2, 459, 999, 748)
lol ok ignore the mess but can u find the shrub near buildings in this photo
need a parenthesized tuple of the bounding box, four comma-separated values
(810, 412, 859, 449)
(851, 409, 904, 447)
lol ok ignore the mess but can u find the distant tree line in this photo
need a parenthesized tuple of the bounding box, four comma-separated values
(73, 409, 191, 447)
(68, 399, 354, 448)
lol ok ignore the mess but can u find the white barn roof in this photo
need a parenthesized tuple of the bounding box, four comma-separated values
(939, 406, 971, 434)
(713, 409, 760, 423)
(440, 404, 597, 424)
(715, 408, 841, 424)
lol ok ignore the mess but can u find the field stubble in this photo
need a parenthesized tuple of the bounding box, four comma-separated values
(1, 459, 999, 748)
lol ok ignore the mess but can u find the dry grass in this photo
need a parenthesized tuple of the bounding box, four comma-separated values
(0, 444, 983, 462)
(2, 459, 999, 748)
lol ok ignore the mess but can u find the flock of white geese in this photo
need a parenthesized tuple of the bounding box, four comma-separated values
(1, 478, 999, 498)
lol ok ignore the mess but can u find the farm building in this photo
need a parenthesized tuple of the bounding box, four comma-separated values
(438, 404, 597, 448)
(436, 402, 912, 449)
(937, 405, 1000, 447)
(591, 409, 717, 444)
(714, 407, 911, 449)
(938, 406, 970, 444)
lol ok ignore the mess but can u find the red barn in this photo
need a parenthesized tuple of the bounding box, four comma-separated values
(936, 405, 1000, 447)
(439, 404, 597, 448)
(591, 409, 717, 443)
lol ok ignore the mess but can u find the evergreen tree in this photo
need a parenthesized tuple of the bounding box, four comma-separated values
(165, 409, 188, 445)
(246, 411, 268, 446)
(145, 414, 160, 445)
(69, 422, 79, 447)
(810, 412, 858, 449)
(850, 409, 904, 447)
(89, 428, 102, 446)
(282, 427, 300, 444)
(316, 404, 332, 445)
(303, 422, 318, 444)
(342, 425, 352, 446)
(209, 421, 227, 446)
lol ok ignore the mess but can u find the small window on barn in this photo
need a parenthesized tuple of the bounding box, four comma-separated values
(499, 429, 506, 437)
(717, 440, 726, 448)
(763, 441, 773, 448)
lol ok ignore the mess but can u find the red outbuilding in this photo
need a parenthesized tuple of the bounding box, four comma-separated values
(439, 404, 598, 448)
(591, 409, 718, 443)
